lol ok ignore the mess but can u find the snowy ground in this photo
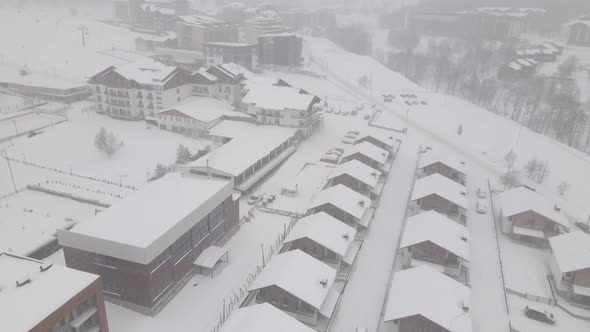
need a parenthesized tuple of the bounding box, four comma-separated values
(0, 93, 28, 113)
(508, 294, 589, 332)
(0, 102, 211, 197)
(0, 112, 65, 140)
(106, 210, 292, 332)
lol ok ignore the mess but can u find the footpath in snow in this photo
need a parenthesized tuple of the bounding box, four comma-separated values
(329, 142, 418, 331)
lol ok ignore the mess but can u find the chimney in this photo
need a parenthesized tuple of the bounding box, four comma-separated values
(342, 232, 349, 240)
(461, 301, 470, 312)
(319, 278, 328, 287)
(358, 200, 365, 207)
(16, 277, 31, 288)
(40, 263, 53, 272)
(554, 204, 561, 212)
(461, 234, 468, 242)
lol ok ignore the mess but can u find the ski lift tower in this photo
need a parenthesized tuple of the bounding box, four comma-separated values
(76, 24, 88, 47)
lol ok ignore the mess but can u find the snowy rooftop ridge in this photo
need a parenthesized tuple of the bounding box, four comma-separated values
(284, 212, 357, 258)
(248, 250, 337, 311)
(308, 184, 372, 220)
(326, 159, 381, 188)
(342, 141, 390, 166)
(219, 303, 315, 332)
(156, 96, 248, 123)
(549, 232, 590, 273)
(354, 132, 397, 149)
(241, 85, 317, 111)
(418, 152, 467, 175)
(110, 61, 179, 85)
(57, 173, 233, 265)
(499, 187, 569, 229)
(384, 266, 472, 332)
(401, 211, 470, 261)
(411, 173, 469, 210)
(0, 253, 98, 332)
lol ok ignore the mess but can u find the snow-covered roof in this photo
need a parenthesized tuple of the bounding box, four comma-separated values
(342, 141, 389, 166)
(327, 160, 381, 188)
(284, 212, 357, 258)
(401, 211, 470, 261)
(216, 62, 254, 80)
(0, 253, 99, 332)
(418, 152, 466, 175)
(249, 250, 337, 311)
(156, 97, 248, 123)
(204, 42, 256, 48)
(384, 266, 472, 332)
(242, 85, 316, 111)
(57, 173, 233, 265)
(308, 184, 371, 220)
(411, 174, 469, 210)
(112, 61, 178, 85)
(499, 187, 569, 229)
(354, 132, 396, 149)
(136, 31, 177, 42)
(193, 245, 228, 269)
(220, 303, 315, 332)
(549, 232, 590, 273)
(178, 15, 226, 27)
(186, 121, 296, 177)
(508, 63, 522, 71)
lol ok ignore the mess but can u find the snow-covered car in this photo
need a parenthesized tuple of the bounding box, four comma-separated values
(344, 133, 357, 139)
(477, 188, 487, 199)
(264, 194, 276, 204)
(476, 199, 487, 214)
(525, 305, 555, 325)
(321, 154, 339, 164)
(325, 108, 333, 113)
(351, 111, 358, 116)
(364, 115, 370, 120)
(248, 195, 263, 205)
(341, 137, 354, 144)
(326, 149, 343, 156)
(342, 111, 350, 116)
(334, 109, 342, 115)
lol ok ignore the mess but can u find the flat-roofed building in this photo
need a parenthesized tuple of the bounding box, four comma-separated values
(0, 252, 109, 332)
(57, 172, 239, 315)
(176, 15, 238, 51)
(203, 42, 258, 70)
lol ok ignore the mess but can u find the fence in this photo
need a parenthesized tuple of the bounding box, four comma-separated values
(505, 288, 556, 306)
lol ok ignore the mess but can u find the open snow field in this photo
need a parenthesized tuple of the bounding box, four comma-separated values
(0, 112, 66, 141)
(0, 103, 211, 197)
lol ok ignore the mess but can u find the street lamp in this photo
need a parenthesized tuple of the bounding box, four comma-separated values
(1, 149, 17, 193)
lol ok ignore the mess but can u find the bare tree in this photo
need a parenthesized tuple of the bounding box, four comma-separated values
(523, 157, 540, 179)
(536, 160, 551, 184)
(557, 181, 570, 196)
(503, 149, 518, 189)
(94, 127, 124, 158)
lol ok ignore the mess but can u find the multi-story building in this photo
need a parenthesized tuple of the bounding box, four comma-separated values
(192, 63, 252, 107)
(0, 252, 109, 332)
(176, 15, 238, 51)
(243, 16, 289, 44)
(258, 33, 303, 67)
(57, 172, 239, 315)
(88, 62, 193, 120)
(569, 16, 590, 46)
(203, 42, 258, 70)
(241, 84, 321, 137)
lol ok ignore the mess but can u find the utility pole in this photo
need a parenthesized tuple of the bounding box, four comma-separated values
(2, 149, 17, 193)
(77, 24, 88, 47)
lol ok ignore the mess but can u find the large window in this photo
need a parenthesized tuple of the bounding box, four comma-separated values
(151, 272, 173, 302)
(191, 217, 210, 247)
(103, 279, 122, 295)
(148, 248, 171, 272)
(209, 204, 224, 230)
(171, 232, 192, 263)
(93, 254, 117, 268)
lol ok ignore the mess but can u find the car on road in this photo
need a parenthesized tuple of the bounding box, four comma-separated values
(525, 305, 555, 325)
(477, 188, 487, 199)
(342, 111, 349, 116)
(476, 199, 487, 214)
(248, 195, 263, 205)
(341, 137, 354, 144)
(364, 115, 370, 120)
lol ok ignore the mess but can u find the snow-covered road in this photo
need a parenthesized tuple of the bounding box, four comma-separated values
(328, 142, 418, 332)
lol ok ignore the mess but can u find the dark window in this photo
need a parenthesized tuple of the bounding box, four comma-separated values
(148, 248, 171, 272)
(171, 231, 192, 263)
(93, 254, 117, 268)
(103, 279, 122, 295)
(191, 217, 210, 247)
(209, 204, 224, 230)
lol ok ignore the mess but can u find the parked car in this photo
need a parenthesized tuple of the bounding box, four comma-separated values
(351, 110, 358, 116)
(325, 108, 333, 113)
(342, 111, 350, 116)
(321, 154, 339, 164)
(421, 101, 428, 105)
(477, 188, 487, 199)
(364, 115, 370, 120)
(476, 199, 487, 214)
(341, 137, 354, 144)
(525, 305, 555, 325)
(264, 194, 276, 204)
(248, 195, 263, 205)
(412, 100, 419, 105)
(334, 109, 342, 115)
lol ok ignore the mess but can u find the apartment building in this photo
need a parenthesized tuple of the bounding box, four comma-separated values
(57, 173, 239, 315)
(0, 252, 109, 332)
(203, 42, 258, 70)
(258, 33, 303, 67)
(88, 62, 193, 119)
(176, 15, 238, 51)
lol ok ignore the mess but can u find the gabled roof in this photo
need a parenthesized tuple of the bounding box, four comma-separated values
(354, 132, 396, 149)
(220, 303, 315, 332)
(418, 153, 466, 175)
(111, 61, 180, 85)
(156, 97, 247, 123)
(249, 250, 337, 311)
(327, 160, 381, 189)
(342, 141, 389, 166)
(0, 253, 99, 332)
(284, 212, 357, 258)
(411, 174, 469, 210)
(384, 266, 472, 332)
(401, 211, 470, 261)
(549, 232, 590, 273)
(499, 187, 569, 229)
(308, 184, 372, 220)
(242, 85, 317, 111)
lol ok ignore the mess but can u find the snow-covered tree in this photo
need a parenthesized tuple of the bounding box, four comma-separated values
(557, 181, 570, 196)
(94, 127, 124, 158)
(176, 144, 192, 164)
(152, 163, 169, 181)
